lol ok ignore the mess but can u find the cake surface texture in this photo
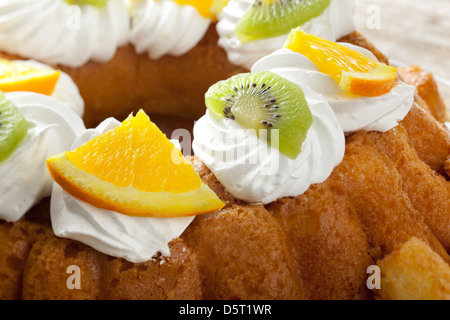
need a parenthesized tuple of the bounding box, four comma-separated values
(0, 0, 449, 301)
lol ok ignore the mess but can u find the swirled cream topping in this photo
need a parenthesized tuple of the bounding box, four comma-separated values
(127, 0, 211, 59)
(252, 46, 416, 132)
(0, 0, 130, 68)
(193, 85, 345, 204)
(51, 117, 194, 263)
(217, 0, 355, 69)
(0, 92, 86, 223)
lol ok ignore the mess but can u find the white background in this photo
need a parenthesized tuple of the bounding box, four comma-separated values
(354, 0, 450, 107)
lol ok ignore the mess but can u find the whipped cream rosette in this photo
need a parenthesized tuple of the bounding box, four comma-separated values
(252, 29, 416, 133)
(0, 92, 85, 222)
(217, 0, 355, 69)
(193, 71, 345, 204)
(50, 118, 196, 263)
(47, 111, 223, 263)
(0, 0, 130, 67)
(127, 0, 218, 59)
(252, 47, 416, 133)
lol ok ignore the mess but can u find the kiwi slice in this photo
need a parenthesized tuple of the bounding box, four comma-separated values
(235, 0, 331, 43)
(0, 93, 28, 163)
(65, 0, 108, 7)
(205, 71, 313, 159)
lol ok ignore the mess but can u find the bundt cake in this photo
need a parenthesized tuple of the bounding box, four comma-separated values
(0, 0, 449, 301)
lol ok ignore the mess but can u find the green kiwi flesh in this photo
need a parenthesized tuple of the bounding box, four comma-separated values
(205, 71, 313, 159)
(65, 0, 108, 7)
(0, 93, 28, 164)
(235, 0, 331, 43)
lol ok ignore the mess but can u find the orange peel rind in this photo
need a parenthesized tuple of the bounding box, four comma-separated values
(47, 110, 224, 218)
(284, 28, 398, 97)
(340, 64, 398, 97)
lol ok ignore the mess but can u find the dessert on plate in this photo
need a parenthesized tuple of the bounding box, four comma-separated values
(0, 0, 449, 301)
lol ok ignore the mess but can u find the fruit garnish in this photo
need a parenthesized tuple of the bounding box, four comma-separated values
(0, 59, 60, 96)
(284, 28, 398, 97)
(205, 71, 313, 159)
(174, 0, 229, 20)
(47, 110, 224, 218)
(0, 92, 28, 163)
(65, 0, 108, 7)
(210, 0, 229, 17)
(445, 155, 450, 178)
(235, 0, 331, 43)
(339, 64, 398, 97)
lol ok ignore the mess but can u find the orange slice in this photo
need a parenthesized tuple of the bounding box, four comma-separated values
(47, 110, 224, 218)
(174, 0, 229, 20)
(0, 59, 60, 95)
(283, 28, 398, 97)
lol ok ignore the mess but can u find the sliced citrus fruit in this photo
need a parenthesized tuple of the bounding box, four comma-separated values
(0, 59, 60, 96)
(340, 63, 398, 97)
(283, 28, 398, 97)
(174, 0, 229, 20)
(47, 110, 224, 218)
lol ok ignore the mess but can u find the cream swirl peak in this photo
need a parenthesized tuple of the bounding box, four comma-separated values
(252, 46, 416, 132)
(0, 92, 86, 223)
(0, 0, 130, 68)
(127, 0, 212, 59)
(216, 0, 355, 69)
(193, 82, 345, 204)
(50, 118, 194, 263)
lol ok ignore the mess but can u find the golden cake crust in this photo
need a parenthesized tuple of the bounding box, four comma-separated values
(0, 24, 246, 128)
(376, 237, 450, 300)
(0, 23, 449, 300)
(399, 65, 448, 123)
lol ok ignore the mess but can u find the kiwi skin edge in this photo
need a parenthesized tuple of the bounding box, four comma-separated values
(204, 71, 313, 160)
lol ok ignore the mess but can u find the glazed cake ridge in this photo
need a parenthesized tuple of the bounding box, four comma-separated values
(0, 66, 449, 299)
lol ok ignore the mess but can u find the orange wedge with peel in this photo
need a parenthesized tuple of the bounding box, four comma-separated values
(0, 59, 60, 95)
(283, 28, 398, 97)
(47, 110, 224, 218)
(174, 0, 229, 20)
